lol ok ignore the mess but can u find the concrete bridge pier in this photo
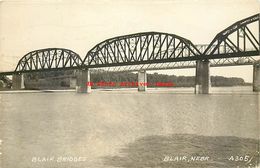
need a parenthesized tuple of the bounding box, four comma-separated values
(253, 63, 260, 92)
(12, 73, 25, 90)
(195, 60, 211, 94)
(138, 70, 147, 91)
(76, 69, 91, 93)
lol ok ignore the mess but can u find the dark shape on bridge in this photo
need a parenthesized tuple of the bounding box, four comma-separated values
(204, 13, 260, 58)
(83, 32, 202, 68)
(15, 48, 82, 73)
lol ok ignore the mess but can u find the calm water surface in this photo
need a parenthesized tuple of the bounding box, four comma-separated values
(0, 86, 259, 168)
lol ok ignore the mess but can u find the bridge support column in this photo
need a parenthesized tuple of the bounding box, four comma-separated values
(253, 63, 260, 92)
(76, 69, 91, 93)
(138, 70, 147, 91)
(12, 74, 25, 90)
(195, 60, 211, 94)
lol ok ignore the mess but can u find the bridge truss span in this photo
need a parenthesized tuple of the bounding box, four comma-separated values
(0, 13, 259, 77)
(15, 48, 83, 73)
(204, 13, 260, 58)
(91, 56, 258, 72)
(83, 32, 202, 68)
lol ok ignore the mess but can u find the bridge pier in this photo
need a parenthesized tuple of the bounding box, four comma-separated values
(12, 74, 25, 90)
(195, 60, 211, 94)
(138, 70, 147, 91)
(76, 69, 91, 93)
(253, 63, 260, 92)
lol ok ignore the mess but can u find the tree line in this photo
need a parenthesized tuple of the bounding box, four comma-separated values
(0, 69, 247, 89)
(90, 71, 246, 87)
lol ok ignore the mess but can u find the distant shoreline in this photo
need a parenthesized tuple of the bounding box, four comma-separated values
(0, 85, 254, 93)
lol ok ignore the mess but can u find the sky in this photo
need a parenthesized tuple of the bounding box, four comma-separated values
(0, 0, 259, 82)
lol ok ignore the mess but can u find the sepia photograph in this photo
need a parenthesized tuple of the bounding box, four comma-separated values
(0, 0, 259, 167)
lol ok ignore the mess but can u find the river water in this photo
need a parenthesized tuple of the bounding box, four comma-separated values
(0, 86, 259, 168)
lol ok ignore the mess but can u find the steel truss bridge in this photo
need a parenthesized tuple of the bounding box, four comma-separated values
(0, 13, 259, 76)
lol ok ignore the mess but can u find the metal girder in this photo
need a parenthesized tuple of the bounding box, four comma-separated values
(0, 14, 259, 76)
(203, 13, 260, 57)
(14, 48, 82, 73)
(83, 32, 202, 67)
(90, 56, 258, 73)
(82, 12, 259, 69)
